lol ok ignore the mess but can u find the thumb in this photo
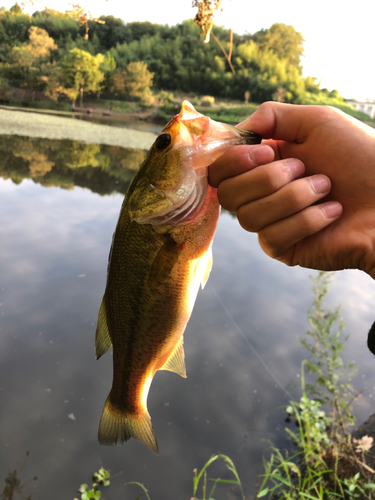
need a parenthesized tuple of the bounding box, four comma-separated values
(238, 101, 323, 143)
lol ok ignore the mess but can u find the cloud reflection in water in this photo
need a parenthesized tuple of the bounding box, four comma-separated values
(0, 136, 375, 499)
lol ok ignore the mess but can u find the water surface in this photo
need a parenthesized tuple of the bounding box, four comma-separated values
(1, 133, 375, 499)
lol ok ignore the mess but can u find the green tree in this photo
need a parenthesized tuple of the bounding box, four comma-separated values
(252, 23, 305, 71)
(0, 76, 11, 101)
(123, 61, 154, 106)
(46, 48, 105, 107)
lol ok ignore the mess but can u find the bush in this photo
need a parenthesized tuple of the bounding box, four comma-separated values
(200, 95, 215, 107)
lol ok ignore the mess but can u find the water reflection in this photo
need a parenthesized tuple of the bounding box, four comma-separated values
(0, 135, 146, 195)
(1, 134, 375, 499)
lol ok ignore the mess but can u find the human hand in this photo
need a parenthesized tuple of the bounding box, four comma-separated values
(208, 102, 375, 278)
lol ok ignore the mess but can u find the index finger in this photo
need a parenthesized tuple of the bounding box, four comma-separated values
(208, 144, 274, 188)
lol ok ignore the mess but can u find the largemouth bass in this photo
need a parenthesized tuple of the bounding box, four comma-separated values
(95, 101, 261, 454)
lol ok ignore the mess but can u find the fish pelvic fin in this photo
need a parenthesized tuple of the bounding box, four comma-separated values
(161, 337, 187, 378)
(95, 296, 112, 360)
(98, 395, 159, 454)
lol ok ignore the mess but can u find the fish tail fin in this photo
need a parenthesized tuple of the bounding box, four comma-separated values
(98, 395, 159, 454)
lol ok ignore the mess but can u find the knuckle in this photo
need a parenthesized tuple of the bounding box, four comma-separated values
(258, 228, 285, 259)
(286, 180, 314, 210)
(237, 204, 260, 232)
(298, 208, 322, 233)
(217, 182, 237, 212)
(259, 166, 283, 192)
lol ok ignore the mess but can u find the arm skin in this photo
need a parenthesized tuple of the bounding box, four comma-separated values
(208, 102, 375, 279)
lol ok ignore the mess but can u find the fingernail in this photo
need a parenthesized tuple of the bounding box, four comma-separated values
(249, 145, 274, 165)
(284, 158, 304, 179)
(310, 175, 331, 194)
(321, 202, 342, 219)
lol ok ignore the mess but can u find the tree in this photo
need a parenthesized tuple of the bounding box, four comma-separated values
(8, 26, 57, 95)
(252, 23, 305, 71)
(123, 61, 154, 106)
(46, 48, 105, 107)
(11, 26, 57, 66)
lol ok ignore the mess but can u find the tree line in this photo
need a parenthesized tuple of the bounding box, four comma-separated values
(0, 4, 344, 107)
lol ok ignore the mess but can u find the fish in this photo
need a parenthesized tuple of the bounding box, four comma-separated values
(95, 100, 262, 454)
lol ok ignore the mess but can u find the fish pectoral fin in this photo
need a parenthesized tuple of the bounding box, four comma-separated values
(95, 297, 113, 360)
(98, 395, 159, 454)
(148, 236, 183, 288)
(200, 245, 213, 290)
(160, 338, 187, 378)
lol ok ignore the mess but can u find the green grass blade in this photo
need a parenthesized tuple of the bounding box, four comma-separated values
(124, 481, 151, 500)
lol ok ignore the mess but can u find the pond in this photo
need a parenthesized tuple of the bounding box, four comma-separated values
(1, 122, 375, 499)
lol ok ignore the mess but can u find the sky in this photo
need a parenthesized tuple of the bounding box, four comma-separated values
(3, 0, 375, 100)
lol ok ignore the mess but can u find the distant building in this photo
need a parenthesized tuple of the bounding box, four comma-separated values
(347, 98, 375, 119)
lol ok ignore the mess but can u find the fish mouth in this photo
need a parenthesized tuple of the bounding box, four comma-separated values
(221, 124, 262, 145)
(177, 119, 262, 169)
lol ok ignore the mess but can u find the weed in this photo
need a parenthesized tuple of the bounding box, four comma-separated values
(257, 272, 375, 499)
(192, 453, 245, 500)
(74, 468, 110, 500)
(0, 452, 37, 500)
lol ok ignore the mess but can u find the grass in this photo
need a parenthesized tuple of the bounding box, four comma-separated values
(196, 103, 259, 125)
(7, 98, 72, 113)
(73, 455, 245, 500)
(256, 272, 375, 499)
(3, 92, 375, 128)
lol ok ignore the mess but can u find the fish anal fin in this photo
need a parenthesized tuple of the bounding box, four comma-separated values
(148, 236, 183, 288)
(98, 395, 159, 454)
(200, 245, 213, 290)
(160, 338, 187, 378)
(95, 297, 112, 360)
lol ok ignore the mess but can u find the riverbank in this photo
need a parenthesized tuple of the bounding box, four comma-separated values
(0, 106, 157, 149)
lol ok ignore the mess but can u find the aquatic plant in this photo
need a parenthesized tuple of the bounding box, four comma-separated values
(0, 452, 37, 500)
(74, 468, 110, 500)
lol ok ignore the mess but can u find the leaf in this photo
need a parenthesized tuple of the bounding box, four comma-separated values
(257, 487, 269, 497)
(300, 492, 324, 499)
(208, 478, 239, 484)
(266, 473, 291, 486)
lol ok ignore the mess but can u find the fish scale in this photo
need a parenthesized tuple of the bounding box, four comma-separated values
(95, 101, 261, 453)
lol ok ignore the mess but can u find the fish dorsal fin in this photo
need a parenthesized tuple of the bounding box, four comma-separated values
(200, 246, 213, 290)
(95, 297, 113, 360)
(148, 236, 183, 288)
(161, 338, 187, 378)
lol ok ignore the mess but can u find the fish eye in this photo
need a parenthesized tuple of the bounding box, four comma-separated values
(155, 133, 171, 150)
